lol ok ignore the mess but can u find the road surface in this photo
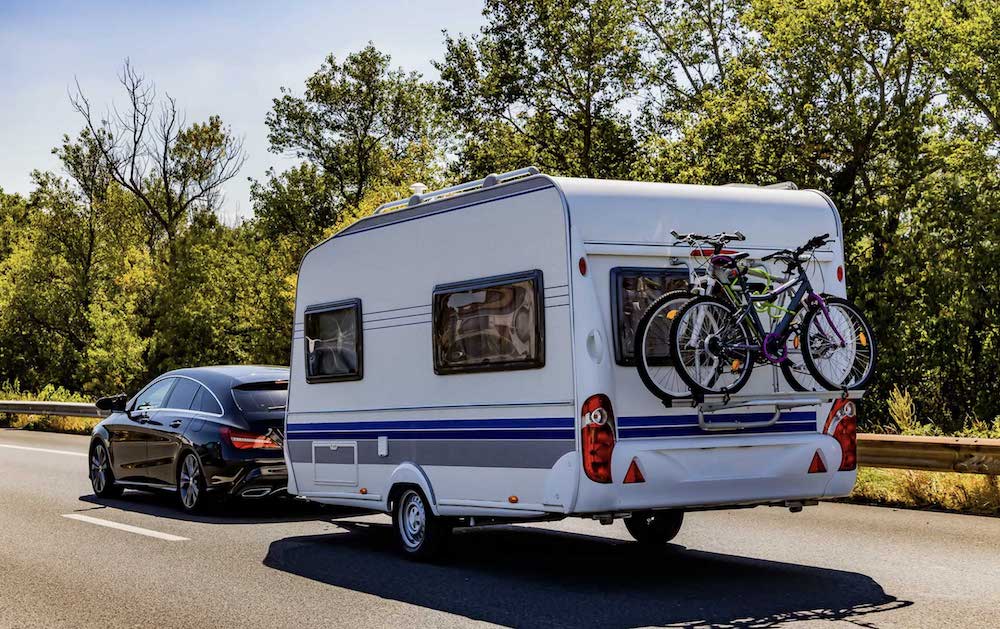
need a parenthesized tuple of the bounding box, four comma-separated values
(1, 428, 998, 628)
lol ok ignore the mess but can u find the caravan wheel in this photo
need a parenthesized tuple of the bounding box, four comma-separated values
(392, 488, 451, 560)
(625, 510, 684, 545)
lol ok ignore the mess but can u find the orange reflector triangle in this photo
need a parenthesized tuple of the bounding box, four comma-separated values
(808, 451, 827, 474)
(624, 459, 645, 484)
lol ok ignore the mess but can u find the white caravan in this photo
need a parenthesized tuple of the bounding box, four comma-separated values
(284, 167, 861, 557)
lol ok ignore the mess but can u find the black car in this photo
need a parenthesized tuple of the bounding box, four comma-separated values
(89, 366, 289, 513)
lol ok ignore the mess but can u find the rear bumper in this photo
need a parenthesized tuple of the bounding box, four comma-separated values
(573, 432, 856, 513)
(205, 457, 288, 499)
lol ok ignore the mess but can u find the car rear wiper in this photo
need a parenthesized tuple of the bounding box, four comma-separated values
(267, 405, 287, 411)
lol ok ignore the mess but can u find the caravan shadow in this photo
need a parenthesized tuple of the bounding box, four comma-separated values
(264, 520, 910, 628)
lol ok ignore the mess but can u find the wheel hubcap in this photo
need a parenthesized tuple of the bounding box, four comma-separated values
(179, 455, 200, 508)
(398, 492, 426, 549)
(90, 446, 107, 493)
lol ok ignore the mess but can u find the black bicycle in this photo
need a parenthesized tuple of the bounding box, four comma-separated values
(643, 234, 877, 398)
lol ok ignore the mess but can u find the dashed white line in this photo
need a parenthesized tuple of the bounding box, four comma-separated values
(62, 514, 189, 541)
(0, 443, 87, 457)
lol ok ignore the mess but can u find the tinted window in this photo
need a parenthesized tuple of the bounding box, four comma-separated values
(165, 378, 200, 410)
(133, 378, 175, 411)
(612, 267, 689, 365)
(433, 270, 544, 375)
(233, 385, 288, 420)
(191, 386, 223, 415)
(305, 299, 362, 382)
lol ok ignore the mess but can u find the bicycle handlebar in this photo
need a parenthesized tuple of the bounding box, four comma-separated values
(670, 230, 746, 244)
(761, 233, 832, 262)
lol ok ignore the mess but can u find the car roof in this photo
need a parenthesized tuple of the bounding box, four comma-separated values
(163, 365, 289, 391)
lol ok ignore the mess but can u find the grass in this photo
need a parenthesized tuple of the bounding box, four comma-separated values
(849, 467, 1000, 517)
(0, 380, 100, 435)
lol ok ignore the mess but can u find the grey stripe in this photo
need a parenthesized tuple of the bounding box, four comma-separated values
(287, 439, 574, 469)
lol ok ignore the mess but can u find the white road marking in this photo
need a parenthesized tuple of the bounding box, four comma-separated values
(62, 514, 189, 541)
(0, 443, 87, 457)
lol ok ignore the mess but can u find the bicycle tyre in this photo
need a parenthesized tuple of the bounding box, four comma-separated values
(668, 295, 755, 397)
(634, 290, 697, 401)
(779, 303, 825, 392)
(800, 296, 877, 391)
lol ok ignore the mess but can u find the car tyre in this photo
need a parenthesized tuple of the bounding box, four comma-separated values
(625, 510, 684, 544)
(392, 487, 450, 560)
(177, 452, 210, 514)
(89, 442, 123, 498)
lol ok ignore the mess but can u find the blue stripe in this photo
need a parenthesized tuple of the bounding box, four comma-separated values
(287, 417, 574, 433)
(286, 429, 575, 441)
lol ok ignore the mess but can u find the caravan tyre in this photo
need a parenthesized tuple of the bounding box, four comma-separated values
(392, 488, 451, 560)
(624, 510, 684, 545)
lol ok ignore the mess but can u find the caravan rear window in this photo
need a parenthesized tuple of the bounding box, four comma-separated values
(304, 299, 363, 382)
(611, 267, 689, 365)
(432, 270, 545, 374)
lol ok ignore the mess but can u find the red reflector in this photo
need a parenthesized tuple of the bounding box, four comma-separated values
(623, 459, 645, 483)
(837, 265, 844, 282)
(808, 451, 827, 473)
(223, 427, 281, 450)
(578, 257, 588, 276)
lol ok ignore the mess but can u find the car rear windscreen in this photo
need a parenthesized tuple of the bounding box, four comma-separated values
(232, 384, 288, 421)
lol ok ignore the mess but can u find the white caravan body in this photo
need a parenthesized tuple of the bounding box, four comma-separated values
(284, 170, 858, 520)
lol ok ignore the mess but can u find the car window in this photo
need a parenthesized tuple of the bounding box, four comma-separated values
(232, 386, 288, 414)
(165, 378, 200, 410)
(191, 386, 223, 415)
(133, 378, 175, 411)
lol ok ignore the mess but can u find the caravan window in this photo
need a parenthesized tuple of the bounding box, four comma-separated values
(611, 267, 690, 366)
(433, 270, 544, 374)
(304, 299, 363, 382)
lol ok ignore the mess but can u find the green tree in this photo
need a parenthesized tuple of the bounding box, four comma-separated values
(437, 0, 642, 178)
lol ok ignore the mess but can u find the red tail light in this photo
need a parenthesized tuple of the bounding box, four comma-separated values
(223, 427, 281, 450)
(824, 399, 857, 471)
(581, 394, 615, 483)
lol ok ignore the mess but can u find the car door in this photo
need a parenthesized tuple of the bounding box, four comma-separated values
(110, 378, 176, 484)
(147, 377, 202, 485)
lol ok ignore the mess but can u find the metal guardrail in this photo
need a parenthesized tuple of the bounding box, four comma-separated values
(0, 401, 997, 474)
(857, 434, 1000, 475)
(0, 400, 105, 419)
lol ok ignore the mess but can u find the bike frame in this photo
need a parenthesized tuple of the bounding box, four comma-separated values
(714, 255, 847, 364)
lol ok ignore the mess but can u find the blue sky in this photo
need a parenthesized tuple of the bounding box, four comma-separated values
(0, 1, 485, 221)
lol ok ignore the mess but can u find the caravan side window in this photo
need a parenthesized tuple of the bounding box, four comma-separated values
(304, 299, 363, 383)
(611, 267, 689, 366)
(433, 270, 544, 375)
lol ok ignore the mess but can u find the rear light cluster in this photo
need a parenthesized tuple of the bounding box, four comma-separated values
(223, 427, 281, 450)
(581, 394, 616, 483)
(824, 399, 857, 471)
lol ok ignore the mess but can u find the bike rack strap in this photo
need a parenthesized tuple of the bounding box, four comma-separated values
(696, 389, 865, 431)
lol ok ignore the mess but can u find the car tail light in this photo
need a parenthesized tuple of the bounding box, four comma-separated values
(581, 394, 615, 483)
(223, 427, 281, 450)
(824, 399, 857, 471)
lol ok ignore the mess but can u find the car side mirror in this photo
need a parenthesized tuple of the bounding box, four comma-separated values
(96, 394, 128, 413)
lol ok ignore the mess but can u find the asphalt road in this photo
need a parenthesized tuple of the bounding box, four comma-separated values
(1, 428, 998, 628)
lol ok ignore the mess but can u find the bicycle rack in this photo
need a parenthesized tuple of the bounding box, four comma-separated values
(694, 389, 865, 431)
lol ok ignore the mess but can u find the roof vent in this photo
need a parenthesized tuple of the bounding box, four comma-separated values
(765, 181, 798, 190)
(482, 173, 500, 188)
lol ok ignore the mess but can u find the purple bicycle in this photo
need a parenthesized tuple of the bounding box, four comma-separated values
(662, 234, 877, 397)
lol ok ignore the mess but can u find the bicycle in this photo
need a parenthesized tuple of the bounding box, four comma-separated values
(634, 231, 821, 400)
(640, 234, 877, 399)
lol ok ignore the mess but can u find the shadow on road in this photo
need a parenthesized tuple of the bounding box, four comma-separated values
(78, 492, 364, 525)
(264, 521, 911, 628)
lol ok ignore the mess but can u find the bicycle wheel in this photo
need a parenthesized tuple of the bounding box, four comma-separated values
(634, 290, 697, 400)
(780, 305, 824, 392)
(669, 295, 755, 396)
(800, 296, 876, 391)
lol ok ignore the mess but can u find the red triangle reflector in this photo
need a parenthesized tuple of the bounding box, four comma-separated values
(808, 451, 827, 474)
(623, 459, 645, 484)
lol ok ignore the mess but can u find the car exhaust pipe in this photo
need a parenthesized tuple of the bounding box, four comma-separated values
(240, 487, 272, 498)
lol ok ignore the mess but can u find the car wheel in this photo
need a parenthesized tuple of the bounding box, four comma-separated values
(624, 510, 684, 544)
(392, 487, 450, 560)
(177, 452, 209, 513)
(89, 442, 123, 498)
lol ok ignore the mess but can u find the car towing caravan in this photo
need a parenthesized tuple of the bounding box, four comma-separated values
(284, 167, 864, 558)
